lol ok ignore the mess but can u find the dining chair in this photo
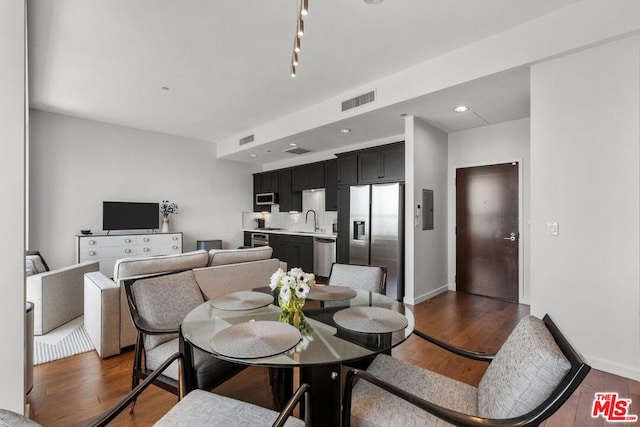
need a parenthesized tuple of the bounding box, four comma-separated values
(88, 352, 308, 426)
(342, 314, 590, 426)
(122, 270, 245, 409)
(327, 263, 386, 294)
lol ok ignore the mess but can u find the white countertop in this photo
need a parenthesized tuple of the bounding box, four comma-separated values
(243, 229, 337, 239)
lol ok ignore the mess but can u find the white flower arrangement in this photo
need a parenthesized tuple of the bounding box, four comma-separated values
(269, 267, 315, 307)
(160, 200, 178, 218)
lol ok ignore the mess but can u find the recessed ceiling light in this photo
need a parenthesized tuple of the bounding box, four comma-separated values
(161, 86, 169, 91)
(249, 154, 257, 158)
(454, 105, 469, 113)
(340, 128, 351, 133)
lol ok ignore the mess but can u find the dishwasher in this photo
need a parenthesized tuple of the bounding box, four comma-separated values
(313, 237, 336, 278)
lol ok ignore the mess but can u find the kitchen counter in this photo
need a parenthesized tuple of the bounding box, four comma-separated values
(243, 229, 337, 240)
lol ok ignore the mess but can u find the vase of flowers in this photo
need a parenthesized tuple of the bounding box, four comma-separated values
(160, 200, 178, 233)
(269, 267, 314, 325)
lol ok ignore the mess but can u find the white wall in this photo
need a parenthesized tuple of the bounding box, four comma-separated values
(448, 118, 531, 303)
(405, 116, 448, 305)
(530, 36, 640, 380)
(29, 111, 258, 269)
(0, 0, 27, 413)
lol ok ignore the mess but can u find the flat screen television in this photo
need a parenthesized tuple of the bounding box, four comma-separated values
(103, 201, 159, 231)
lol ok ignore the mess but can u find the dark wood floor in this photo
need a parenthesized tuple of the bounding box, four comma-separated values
(27, 291, 640, 426)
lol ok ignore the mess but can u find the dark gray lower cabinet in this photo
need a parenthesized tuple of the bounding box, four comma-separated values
(269, 233, 284, 261)
(283, 235, 313, 273)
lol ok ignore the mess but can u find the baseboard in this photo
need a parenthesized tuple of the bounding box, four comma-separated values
(586, 353, 640, 382)
(404, 285, 449, 305)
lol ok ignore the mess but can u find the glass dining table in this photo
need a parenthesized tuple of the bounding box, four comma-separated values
(179, 286, 415, 427)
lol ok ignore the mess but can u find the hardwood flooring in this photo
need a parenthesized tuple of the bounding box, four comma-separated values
(27, 291, 639, 426)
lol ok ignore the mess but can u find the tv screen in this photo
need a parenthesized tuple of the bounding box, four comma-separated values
(103, 201, 159, 231)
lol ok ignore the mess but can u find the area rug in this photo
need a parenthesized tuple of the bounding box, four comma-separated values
(33, 316, 94, 365)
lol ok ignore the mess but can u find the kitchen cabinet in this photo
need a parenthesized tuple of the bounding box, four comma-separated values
(269, 233, 284, 260)
(336, 232, 349, 264)
(336, 154, 358, 186)
(283, 235, 313, 273)
(337, 185, 350, 234)
(278, 169, 302, 213)
(324, 159, 338, 211)
(253, 171, 279, 212)
(292, 162, 325, 191)
(357, 143, 405, 184)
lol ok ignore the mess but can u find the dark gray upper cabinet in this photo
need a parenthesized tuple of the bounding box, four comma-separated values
(357, 143, 405, 184)
(324, 159, 338, 211)
(292, 162, 325, 191)
(336, 154, 358, 186)
(278, 169, 302, 212)
(253, 171, 279, 212)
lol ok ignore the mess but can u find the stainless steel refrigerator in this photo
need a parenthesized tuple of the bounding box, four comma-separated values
(349, 183, 404, 300)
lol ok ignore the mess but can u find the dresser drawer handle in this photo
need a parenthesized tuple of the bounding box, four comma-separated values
(172, 245, 179, 250)
(143, 247, 150, 252)
(89, 251, 96, 256)
(89, 240, 96, 245)
(143, 237, 150, 242)
(125, 249, 132, 254)
(172, 236, 179, 241)
(125, 239, 132, 244)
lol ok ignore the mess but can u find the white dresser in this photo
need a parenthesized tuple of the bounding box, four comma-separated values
(76, 232, 183, 277)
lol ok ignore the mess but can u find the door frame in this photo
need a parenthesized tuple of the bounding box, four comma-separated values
(451, 158, 526, 303)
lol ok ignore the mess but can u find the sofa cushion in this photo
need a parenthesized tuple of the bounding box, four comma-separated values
(207, 246, 273, 266)
(131, 270, 204, 350)
(195, 258, 282, 299)
(477, 315, 571, 419)
(114, 250, 209, 282)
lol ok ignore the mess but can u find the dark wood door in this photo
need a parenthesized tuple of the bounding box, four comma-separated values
(456, 162, 519, 302)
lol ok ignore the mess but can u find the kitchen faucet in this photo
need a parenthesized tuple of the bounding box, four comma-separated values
(305, 209, 318, 232)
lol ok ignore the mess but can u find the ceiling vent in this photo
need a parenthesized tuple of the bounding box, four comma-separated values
(283, 146, 311, 155)
(239, 134, 255, 145)
(342, 90, 376, 112)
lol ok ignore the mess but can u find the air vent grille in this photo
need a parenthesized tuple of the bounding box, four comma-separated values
(283, 146, 311, 155)
(239, 134, 255, 145)
(342, 90, 376, 112)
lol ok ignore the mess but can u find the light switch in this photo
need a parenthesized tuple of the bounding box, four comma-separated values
(547, 222, 559, 236)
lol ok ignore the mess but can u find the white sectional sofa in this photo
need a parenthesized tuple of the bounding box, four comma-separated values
(84, 246, 285, 358)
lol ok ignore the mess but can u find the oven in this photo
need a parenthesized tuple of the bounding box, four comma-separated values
(250, 232, 270, 248)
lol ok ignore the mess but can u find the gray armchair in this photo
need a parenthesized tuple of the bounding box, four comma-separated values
(123, 269, 245, 404)
(26, 251, 99, 335)
(342, 314, 590, 426)
(327, 263, 386, 294)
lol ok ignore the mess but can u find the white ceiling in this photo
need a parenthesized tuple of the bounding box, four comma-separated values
(27, 0, 579, 164)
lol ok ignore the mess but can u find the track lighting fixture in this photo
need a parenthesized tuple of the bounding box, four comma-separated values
(290, 0, 308, 77)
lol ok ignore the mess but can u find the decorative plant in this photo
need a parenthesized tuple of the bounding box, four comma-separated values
(160, 200, 178, 218)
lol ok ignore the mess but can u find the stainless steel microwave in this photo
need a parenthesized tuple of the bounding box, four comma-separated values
(255, 192, 279, 205)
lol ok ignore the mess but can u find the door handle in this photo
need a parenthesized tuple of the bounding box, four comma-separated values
(503, 232, 518, 242)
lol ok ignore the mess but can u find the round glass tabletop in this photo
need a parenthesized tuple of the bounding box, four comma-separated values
(181, 288, 415, 367)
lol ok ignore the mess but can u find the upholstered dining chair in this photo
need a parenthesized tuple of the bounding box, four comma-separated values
(122, 270, 245, 408)
(327, 263, 386, 294)
(342, 314, 590, 427)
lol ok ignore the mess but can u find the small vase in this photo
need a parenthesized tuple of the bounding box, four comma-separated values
(161, 217, 170, 233)
(278, 293, 305, 326)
